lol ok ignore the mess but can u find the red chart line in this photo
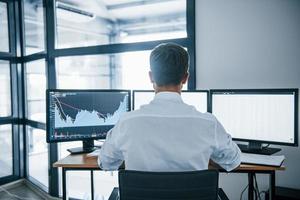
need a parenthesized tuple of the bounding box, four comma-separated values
(55, 97, 106, 119)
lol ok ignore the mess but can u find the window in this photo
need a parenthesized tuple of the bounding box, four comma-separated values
(25, 59, 46, 123)
(20, 0, 194, 197)
(55, 0, 186, 48)
(117, 51, 152, 90)
(0, 2, 9, 52)
(58, 142, 90, 198)
(57, 142, 118, 199)
(65, 171, 92, 199)
(94, 171, 118, 200)
(56, 52, 154, 90)
(56, 50, 187, 90)
(24, 0, 45, 55)
(56, 55, 111, 89)
(27, 127, 48, 189)
(0, 125, 13, 178)
(0, 60, 11, 117)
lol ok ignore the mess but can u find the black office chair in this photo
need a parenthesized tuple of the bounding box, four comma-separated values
(109, 169, 221, 200)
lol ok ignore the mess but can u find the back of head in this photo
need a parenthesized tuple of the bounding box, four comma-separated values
(150, 43, 189, 86)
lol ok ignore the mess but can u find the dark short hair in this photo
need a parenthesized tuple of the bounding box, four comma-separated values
(150, 43, 189, 86)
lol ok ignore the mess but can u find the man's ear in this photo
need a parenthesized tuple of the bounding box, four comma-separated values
(149, 71, 154, 83)
(182, 72, 189, 84)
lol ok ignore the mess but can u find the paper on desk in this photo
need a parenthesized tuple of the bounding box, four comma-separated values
(241, 153, 285, 167)
(87, 149, 101, 157)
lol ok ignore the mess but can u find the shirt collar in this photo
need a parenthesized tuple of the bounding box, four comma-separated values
(154, 92, 183, 103)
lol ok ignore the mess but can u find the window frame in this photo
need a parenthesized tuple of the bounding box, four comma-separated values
(0, 0, 22, 186)
(18, 0, 195, 196)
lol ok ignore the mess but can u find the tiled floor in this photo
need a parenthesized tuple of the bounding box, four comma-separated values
(0, 184, 45, 200)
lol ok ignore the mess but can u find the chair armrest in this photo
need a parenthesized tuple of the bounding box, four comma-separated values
(108, 187, 119, 200)
(218, 188, 229, 200)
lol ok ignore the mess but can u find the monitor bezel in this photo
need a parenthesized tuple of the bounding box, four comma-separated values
(46, 89, 131, 143)
(132, 89, 210, 111)
(209, 88, 298, 146)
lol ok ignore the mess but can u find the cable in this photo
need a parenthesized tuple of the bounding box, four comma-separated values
(240, 184, 249, 200)
(254, 174, 262, 200)
(0, 186, 39, 200)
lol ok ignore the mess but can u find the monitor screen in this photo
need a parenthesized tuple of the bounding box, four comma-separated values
(133, 90, 208, 112)
(47, 90, 130, 142)
(211, 89, 298, 145)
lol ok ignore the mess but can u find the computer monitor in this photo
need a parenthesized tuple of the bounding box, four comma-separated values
(210, 89, 298, 155)
(133, 90, 209, 112)
(46, 89, 131, 153)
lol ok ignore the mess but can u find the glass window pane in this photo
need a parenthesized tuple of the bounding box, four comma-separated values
(58, 141, 89, 197)
(0, 125, 13, 177)
(24, 0, 45, 55)
(94, 171, 118, 200)
(56, 55, 111, 89)
(119, 51, 152, 90)
(25, 59, 46, 123)
(55, 0, 186, 48)
(56, 51, 187, 90)
(0, 60, 11, 117)
(0, 2, 9, 52)
(66, 171, 91, 199)
(27, 126, 48, 188)
(56, 52, 152, 90)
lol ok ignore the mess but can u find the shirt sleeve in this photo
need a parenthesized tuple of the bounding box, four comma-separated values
(98, 121, 124, 170)
(210, 118, 241, 171)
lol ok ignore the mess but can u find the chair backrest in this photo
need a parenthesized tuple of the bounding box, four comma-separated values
(118, 169, 219, 200)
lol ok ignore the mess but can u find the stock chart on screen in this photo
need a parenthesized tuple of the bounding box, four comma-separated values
(48, 90, 130, 142)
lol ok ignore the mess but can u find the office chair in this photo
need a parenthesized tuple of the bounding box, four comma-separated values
(109, 169, 221, 200)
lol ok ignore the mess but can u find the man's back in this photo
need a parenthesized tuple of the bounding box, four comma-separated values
(99, 92, 241, 172)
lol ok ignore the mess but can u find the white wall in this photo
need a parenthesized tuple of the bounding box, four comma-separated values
(195, 0, 300, 199)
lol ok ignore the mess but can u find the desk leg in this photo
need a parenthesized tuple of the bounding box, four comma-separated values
(91, 170, 94, 200)
(269, 171, 275, 200)
(62, 168, 67, 200)
(248, 172, 254, 200)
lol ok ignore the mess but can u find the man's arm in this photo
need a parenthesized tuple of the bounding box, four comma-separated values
(98, 122, 124, 170)
(210, 119, 241, 172)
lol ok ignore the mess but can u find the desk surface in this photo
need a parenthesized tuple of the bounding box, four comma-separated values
(53, 153, 285, 171)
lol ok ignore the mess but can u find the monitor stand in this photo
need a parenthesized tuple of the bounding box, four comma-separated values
(238, 142, 281, 155)
(67, 140, 97, 154)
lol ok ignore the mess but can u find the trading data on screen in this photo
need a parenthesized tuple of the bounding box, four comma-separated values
(48, 91, 129, 141)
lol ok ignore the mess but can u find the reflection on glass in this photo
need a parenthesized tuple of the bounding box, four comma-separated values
(24, 0, 45, 55)
(0, 125, 12, 177)
(27, 127, 48, 188)
(0, 61, 11, 117)
(25, 60, 46, 123)
(0, 2, 9, 52)
(55, 0, 186, 48)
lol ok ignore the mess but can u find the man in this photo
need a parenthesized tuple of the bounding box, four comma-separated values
(98, 43, 241, 172)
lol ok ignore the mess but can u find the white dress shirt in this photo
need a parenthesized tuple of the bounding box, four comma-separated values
(98, 92, 241, 172)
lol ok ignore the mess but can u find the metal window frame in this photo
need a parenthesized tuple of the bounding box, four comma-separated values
(10, 0, 195, 197)
(0, 0, 21, 186)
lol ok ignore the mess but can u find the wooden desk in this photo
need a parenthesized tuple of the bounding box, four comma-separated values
(54, 154, 285, 200)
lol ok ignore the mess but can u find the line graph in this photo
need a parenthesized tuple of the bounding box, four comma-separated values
(48, 91, 130, 141)
(51, 92, 129, 128)
(54, 96, 107, 122)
